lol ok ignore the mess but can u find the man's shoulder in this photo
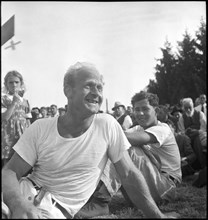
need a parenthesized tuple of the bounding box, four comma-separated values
(154, 121, 169, 129)
(95, 113, 116, 123)
(146, 121, 171, 135)
(32, 116, 57, 129)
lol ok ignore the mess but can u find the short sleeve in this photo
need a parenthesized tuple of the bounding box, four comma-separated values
(145, 123, 171, 147)
(107, 119, 131, 163)
(13, 120, 40, 166)
(1, 94, 9, 113)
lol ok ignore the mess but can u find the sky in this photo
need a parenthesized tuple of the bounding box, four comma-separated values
(1, 1, 206, 113)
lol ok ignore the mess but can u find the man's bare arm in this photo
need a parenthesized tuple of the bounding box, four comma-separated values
(124, 130, 157, 146)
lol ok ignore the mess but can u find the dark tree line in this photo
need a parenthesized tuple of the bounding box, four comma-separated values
(146, 18, 206, 106)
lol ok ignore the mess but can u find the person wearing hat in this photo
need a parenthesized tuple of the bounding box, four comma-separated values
(112, 101, 133, 130)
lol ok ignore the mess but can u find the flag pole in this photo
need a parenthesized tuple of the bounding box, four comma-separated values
(106, 98, 109, 113)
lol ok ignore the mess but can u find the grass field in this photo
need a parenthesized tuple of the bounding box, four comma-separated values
(92, 174, 207, 219)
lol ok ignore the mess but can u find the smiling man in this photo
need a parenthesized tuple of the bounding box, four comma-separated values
(2, 63, 179, 219)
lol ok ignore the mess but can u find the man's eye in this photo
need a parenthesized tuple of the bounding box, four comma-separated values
(97, 86, 103, 92)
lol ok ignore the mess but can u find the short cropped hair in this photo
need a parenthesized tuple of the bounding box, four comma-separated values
(63, 62, 104, 93)
(131, 91, 159, 107)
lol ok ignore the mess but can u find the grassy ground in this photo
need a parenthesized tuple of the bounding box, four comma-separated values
(92, 174, 207, 219)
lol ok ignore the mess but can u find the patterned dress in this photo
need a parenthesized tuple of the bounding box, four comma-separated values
(1, 93, 30, 160)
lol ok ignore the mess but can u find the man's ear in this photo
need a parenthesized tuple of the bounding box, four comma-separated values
(154, 106, 160, 115)
(64, 86, 72, 98)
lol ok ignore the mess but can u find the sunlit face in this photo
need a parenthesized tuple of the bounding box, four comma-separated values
(6, 76, 22, 95)
(68, 71, 104, 117)
(133, 99, 157, 129)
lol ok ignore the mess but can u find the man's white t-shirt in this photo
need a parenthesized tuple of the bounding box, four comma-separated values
(13, 113, 131, 217)
(126, 121, 182, 183)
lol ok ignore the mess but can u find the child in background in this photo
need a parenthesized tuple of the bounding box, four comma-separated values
(1, 70, 30, 167)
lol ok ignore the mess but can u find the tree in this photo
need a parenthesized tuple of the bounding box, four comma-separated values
(147, 40, 178, 105)
(194, 18, 206, 91)
(146, 18, 206, 105)
(176, 30, 200, 100)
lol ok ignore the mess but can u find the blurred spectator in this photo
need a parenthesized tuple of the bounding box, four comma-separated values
(169, 105, 183, 133)
(156, 105, 175, 129)
(1, 70, 30, 166)
(177, 98, 207, 170)
(126, 105, 137, 127)
(50, 104, 59, 117)
(126, 106, 133, 116)
(30, 107, 41, 124)
(40, 106, 49, 118)
(195, 94, 207, 119)
(112, 101, 133, 130)
(46, 106, 52, 117)
(194, 97, 201, 107)
(58, 107, 66, 116)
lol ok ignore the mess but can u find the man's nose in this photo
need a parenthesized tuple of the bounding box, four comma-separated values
(91, 86, 100, 95)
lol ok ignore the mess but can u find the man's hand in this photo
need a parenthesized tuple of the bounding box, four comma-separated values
(185, 128, 199, 137)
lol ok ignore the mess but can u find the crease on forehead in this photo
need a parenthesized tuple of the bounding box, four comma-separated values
(75, 68, 104, 84)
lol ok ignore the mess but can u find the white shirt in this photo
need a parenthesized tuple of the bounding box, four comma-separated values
(195, 103, 207, 119)
(115, 114, 133, 130)
(13, 113, 130, 217)
(126, 121, 182, 182)
(122, 115, 133, 130)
